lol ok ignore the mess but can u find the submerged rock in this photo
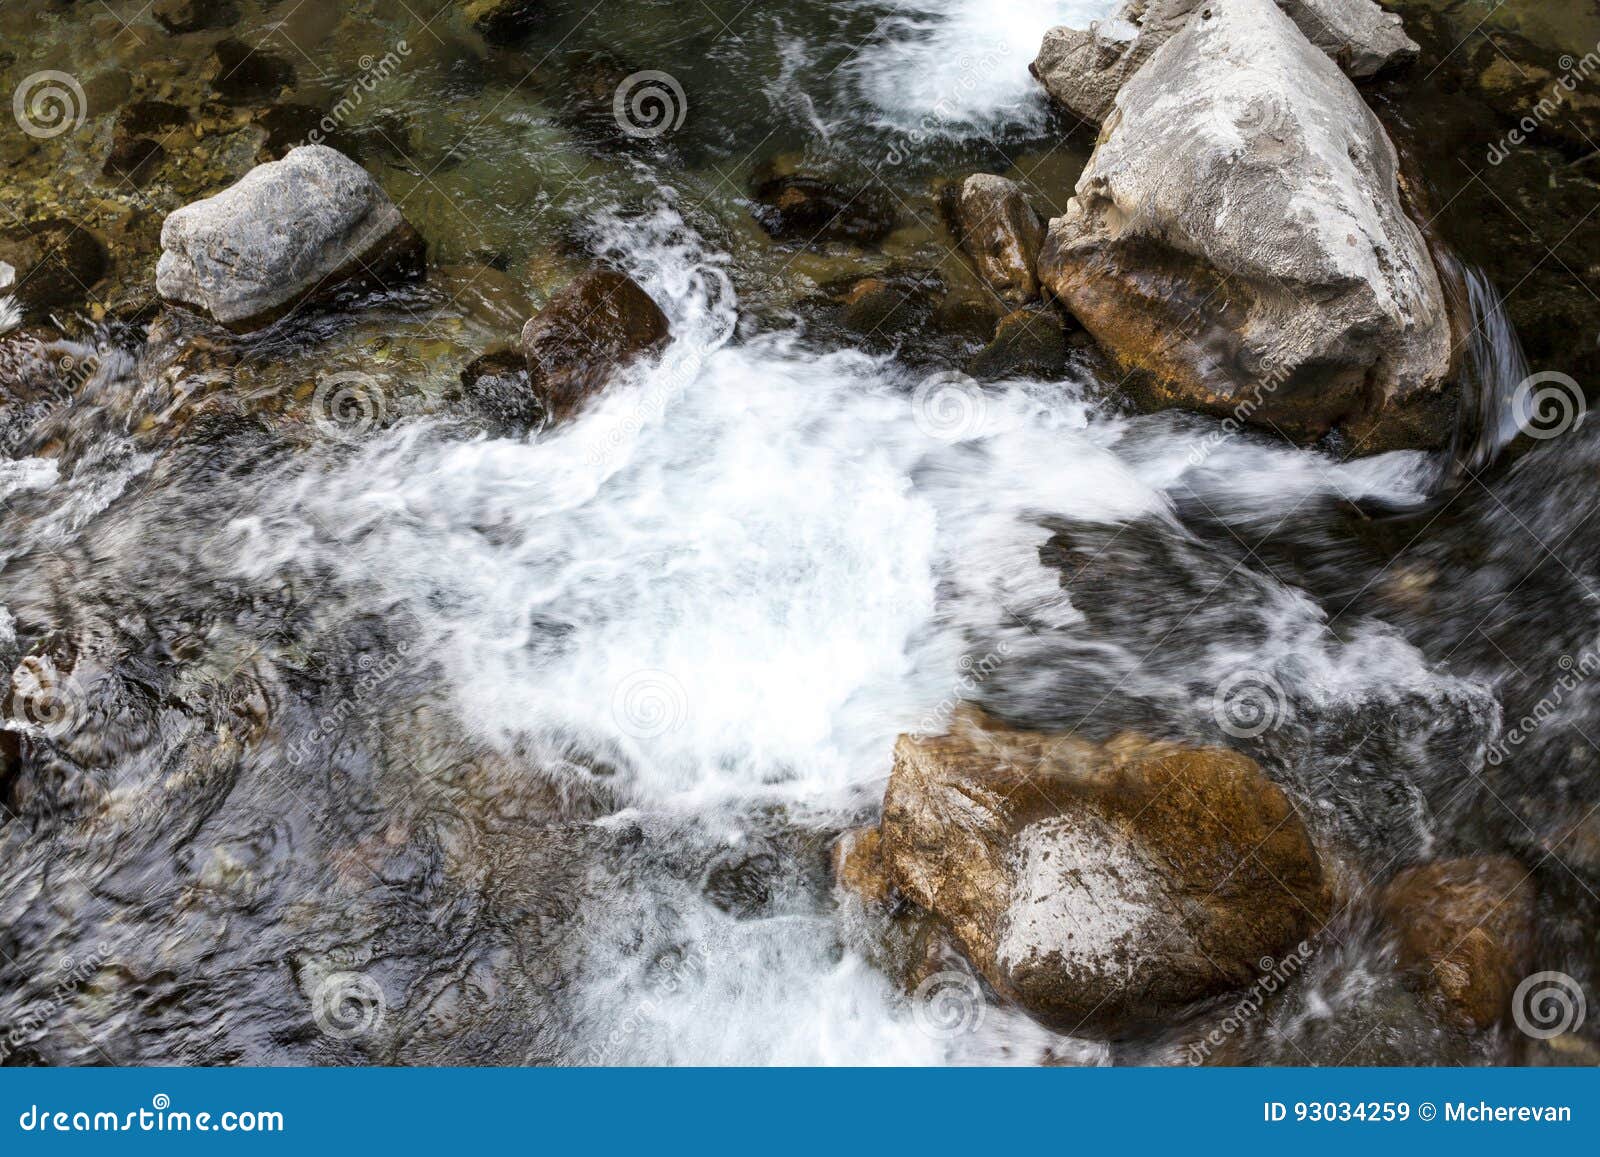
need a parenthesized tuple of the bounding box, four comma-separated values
(155, 145, 425, 331)
(210, 37, 296, 104)
(1032, 0, 1418, 126)
(969, 306, 1071, 380)
(751, 175, 897, 247)
(152, 0, 238, 34)
(452, 347, 540, 435)
(879, 707, 1327, 1037)
(464, 0, 548, 46)
(940, 174, 1045, 306)
(518, 270, 670, 424)
(1036, 0, 1455, 451)
(0, 220, 110, 320)
(1379, 856, 1535, 1030)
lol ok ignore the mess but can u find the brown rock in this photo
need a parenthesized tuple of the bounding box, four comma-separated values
(0, 220, 110, 319)
(751, 176, 896, 247)
(464, 0, 549, 46)
(518, 270, 669, 424)
(833, 826, 892, 907)
(879, 706, 1326, 1037)
(1379, 856, 1535, 1030)
(941, 175, 1045, 305)
(152, 0, 238, 34)
(969, 306, 1070, 381)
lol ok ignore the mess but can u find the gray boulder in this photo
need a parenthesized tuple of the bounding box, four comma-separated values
(156, 145, 424, 331)
(941, 174, 1045, 306)
(1037, 0, 1455, 450)
(1032, 0, 1418, 126)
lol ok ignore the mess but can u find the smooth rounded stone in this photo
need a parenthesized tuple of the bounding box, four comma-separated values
(210, 37, 296, 104)
(1037, 0, 1456, 452)
(751, 175, 897, 247)
(0, 219, 110, 318)
(1379, 856, 1535, 1030)
(517, 270, 669, 424)
(879, 706, 1328, 1038)
(968, 306, 1070, 381)
(156, 145, 426, 332)
(463, 0, 549, 46)
(450, 347, 541, 435)
(152, 0, 238, 34)
(1032, 0, 1419, 126)
(940, 174, 1045, 306)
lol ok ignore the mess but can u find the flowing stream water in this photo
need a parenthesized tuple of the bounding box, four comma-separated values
(1, 0, 1597, 1067)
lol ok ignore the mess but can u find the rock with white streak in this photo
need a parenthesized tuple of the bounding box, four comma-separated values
(1031, 0, 1418, 126)
(1037, 0, 1456, 451)
(156, 145, 424, 331)
(879, 707, 1327, 1037)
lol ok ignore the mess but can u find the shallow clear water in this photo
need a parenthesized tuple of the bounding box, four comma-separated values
(2, 0, 1598, 1067)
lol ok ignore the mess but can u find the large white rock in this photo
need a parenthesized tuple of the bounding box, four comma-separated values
(1037, 0, 1456, 450)
(1033, 0, 1419, 126)
(156, 145, 423, 331)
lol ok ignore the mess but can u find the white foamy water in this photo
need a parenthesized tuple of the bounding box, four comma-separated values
(846, 0, 1118, 133)
(218, 205, 1479, 1064)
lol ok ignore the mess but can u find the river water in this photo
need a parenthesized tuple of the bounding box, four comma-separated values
(1, 0, 1597, 1066)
